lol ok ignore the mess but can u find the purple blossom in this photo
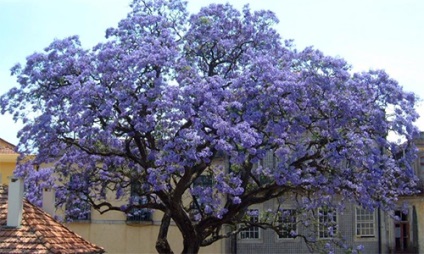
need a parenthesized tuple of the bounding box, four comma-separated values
(1, 0, 420, 253)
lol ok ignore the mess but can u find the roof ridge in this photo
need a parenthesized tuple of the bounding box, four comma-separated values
(0, 138, 16, 148)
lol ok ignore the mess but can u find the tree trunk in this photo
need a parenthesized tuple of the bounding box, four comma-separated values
(156, 212, 202, 254)
(156, 211, 174, 254)
(181, 237, 201, 254)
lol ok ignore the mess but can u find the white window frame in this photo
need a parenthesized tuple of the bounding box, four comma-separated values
(355, 207, 376, 238)
(317, 207, 338, 239)
(239, 207, 262, 242)
(277, 208, 297, 240)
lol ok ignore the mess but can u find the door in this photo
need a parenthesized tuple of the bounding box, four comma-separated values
(394, 211, 410, 253)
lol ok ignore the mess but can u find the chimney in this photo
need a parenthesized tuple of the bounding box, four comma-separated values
(42, 187, 56, 216)
(7, 177, 24, 227)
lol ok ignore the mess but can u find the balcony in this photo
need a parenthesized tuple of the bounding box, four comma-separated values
(126, 208, 153, 225)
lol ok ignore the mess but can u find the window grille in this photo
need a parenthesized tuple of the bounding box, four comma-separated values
(318, 207, 337, 239)
(278, 209, 297, 239)
(127, 181, 152, 222)
(355, 207, 375, 237)
(240, 209, 260, 239)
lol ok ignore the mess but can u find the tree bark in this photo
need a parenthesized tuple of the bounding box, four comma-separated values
(156, 209, 202, 254)
(156, 211, 174, 254)
(181, 237, 201, 254)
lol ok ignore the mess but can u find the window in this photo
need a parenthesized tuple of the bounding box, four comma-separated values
(67, 175, 91, 221)
(355, 207, 375, 238)
(420, 155, 424, 171)
(318, 207, 337, 239)
(278, 209, 297, 239)
(127, 181, 152, 222)
(394, 210, 410, 252)
(253, 151, 278, 184)
(240, 209, 260, 239)
(258, 150, 281, 169)
(67, 200, 91, 221)
(261, 151, 275, 169)
(127, 197, 152, 221)
(193, 174, 213, 187)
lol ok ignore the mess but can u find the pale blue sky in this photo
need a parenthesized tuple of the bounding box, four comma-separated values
(1, 0, 423, 145)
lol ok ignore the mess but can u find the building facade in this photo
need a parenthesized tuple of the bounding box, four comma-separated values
(235, 134, 424, 254)
(0, 137, 222, 254)
(0, 138, 18, 185)
(2, 135, 424, 253)
(233, 199, 418, 254)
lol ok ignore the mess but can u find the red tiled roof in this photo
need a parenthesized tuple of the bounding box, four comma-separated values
(0, 138, 17, 155)
(0, 185, 104, 254)
(0, 147, 16, 154)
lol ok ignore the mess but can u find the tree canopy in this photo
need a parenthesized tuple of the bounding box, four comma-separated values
(0, 0, 419, 253)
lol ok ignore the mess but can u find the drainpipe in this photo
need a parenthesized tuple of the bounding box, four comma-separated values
(378, 208, 381, 254)
(234, 234, 237, 254)
(7, 177, 24, 227)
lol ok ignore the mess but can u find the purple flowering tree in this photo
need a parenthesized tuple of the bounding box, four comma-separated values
(0, 0, 419, 253)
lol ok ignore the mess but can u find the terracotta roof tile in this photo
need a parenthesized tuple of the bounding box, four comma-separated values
(0, 185, 104, 254)
(0, 138, 17, 154)
(0, 147, 16, 154)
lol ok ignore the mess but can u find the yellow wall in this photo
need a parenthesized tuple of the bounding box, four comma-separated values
(0, 142, 222, 254)
(0, 138, 19, 185)
(0, 159, 17, 185)
(68, 221, 222, 254)
(64, 197, 223, 253)
(60, 156, 227, 254)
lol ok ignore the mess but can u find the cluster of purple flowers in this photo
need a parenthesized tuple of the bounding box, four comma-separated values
(1, 0, 419, 252)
